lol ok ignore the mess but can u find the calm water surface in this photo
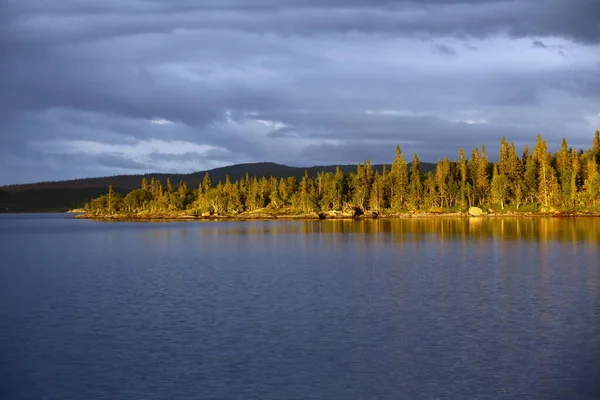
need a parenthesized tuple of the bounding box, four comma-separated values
(1, 214, 599, 399)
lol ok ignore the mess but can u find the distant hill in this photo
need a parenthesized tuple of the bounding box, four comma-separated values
(0, 161, 435, 212)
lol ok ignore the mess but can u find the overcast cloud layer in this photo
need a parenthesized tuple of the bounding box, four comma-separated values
(1, 0, 599, 184)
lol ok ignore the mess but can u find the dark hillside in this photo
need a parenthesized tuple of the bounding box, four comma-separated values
(2, 162, 436, 192)
(0, 162, 435, 212)
(0, 187, 129, 212)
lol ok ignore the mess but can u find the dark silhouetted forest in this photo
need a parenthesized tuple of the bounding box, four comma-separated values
(1, 162, 435, 212)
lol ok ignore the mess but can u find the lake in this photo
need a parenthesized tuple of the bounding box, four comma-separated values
(1, 214, 599, 399)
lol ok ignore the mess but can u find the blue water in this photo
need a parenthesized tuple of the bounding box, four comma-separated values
(1, 214, 599, 399)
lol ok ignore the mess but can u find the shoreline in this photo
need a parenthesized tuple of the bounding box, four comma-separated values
(74, 210, 600, 221)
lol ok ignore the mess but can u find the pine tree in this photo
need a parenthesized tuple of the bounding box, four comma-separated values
(176, 180, 189, 210)
(107, 185, 114, 214)
(296, 171, 316, 212)
(570, 151, 581, 208)
(247, 177, 261, 211)
(332, 166, 345, 210)
(584, 158, 600, 205)
(556, 138, 573, 206)
(278, 178, 291, 207)
(369, 171, 384, 211)
(408, 153, 422, 209)
(165, 177, 174, 195)
(390, 145, 408, 210)
(210, 182, 225, 214)
(491, 164, 510, 209)
(380, 164, 391, 209)
(533, 134, 560, 208)
(422, 172, 438, 208)
(435, 158, 451, 208)
(352, 160, 373, 210)
(201, 172, 212, 194)
(501, 141, 522, 206)
(498, 137, 509, 175)
(458, 148, 469, 208)
(523, 155, 537, 204)
(592, 130, 600, 163)
(471, 147, 490, 205)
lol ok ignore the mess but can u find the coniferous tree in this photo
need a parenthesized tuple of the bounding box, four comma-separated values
(570, 151, 581, 208)
(435, 158, 451, 208)
(84, 131, 600, 216)
(408, 153, 423, 209)
(458, 148, 469, 208)
(522, 145, 537, 204)
(500, 141, 521, 206)
(369, 171, 384, 211)
(471, 147, 490, 205)
(390, 146, 408, 210)
(498, 137, 509, 175)
(491, 164, 510, 209)
(352, 160, 373, 210)
(107, 185, 114, 214)
(533, 134, 560, 207)
(176, 180, 189, 210)
(332, 166, 345, 210)
(295, 171, 317, 212)
(584, 158, 600, 205)
(592, 130, 600, 163)
(556, 138, 573, 207)
(278, 178, 291, 207)
(422, 172, 438, 208)
(201, 172, 212, 194)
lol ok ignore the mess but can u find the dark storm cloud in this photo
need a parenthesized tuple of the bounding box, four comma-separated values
(0, 0, 599, 184)
(5, 0, 600, 44)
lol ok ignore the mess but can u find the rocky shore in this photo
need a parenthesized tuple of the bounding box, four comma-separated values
(74, 206, 600, 221)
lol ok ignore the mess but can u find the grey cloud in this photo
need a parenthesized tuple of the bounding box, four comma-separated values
(4, 1, 600, 44)
(93, 153, 149, 170)
(266, 127, 300, 139)
(1, 0, 600, 184)
(148, 149, 235, 164)
(434, 44, 457, 55)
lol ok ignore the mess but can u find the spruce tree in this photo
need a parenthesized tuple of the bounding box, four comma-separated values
(584, 158, 600, 205)
(408, 153, 422, 209)
(176, 180, 189, 210)
(435, 158, 451, 208)
(533, 135, 560, 208)
(201, 172, 212, 194)
(369, 171, 384, 211)
(458, 148, 469, 208)
(556, 138, 573, 206)
(491, 164, 509, 209)
(471, 147, 490, 205)
(390, 145, 408, 210)
(570, 151, 581, 208)
(592, 130, 600, 163)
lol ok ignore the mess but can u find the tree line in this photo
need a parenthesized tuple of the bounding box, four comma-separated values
(85, 131, 600, 216)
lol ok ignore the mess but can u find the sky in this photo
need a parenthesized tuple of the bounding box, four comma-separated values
(1, 0, 599, 185)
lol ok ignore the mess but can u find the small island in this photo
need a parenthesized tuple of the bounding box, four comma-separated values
(80, 132, 600, 220)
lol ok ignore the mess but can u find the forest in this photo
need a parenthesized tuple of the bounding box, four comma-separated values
(84, 132, 600, 217)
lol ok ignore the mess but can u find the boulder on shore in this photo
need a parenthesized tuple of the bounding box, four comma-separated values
(468, 206, 484, 216)
(357, 210, 379, 219)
